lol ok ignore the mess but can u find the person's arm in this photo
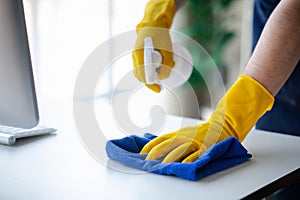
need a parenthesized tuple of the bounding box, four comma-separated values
(244, 0, 300, 96)
(140, 0, 300, 163)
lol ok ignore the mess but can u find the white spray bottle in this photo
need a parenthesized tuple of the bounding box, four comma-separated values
(144, 37, 193, 89)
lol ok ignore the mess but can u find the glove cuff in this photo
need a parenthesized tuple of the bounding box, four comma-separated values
(239, 74, 274, 111)
(209, 74, 274, 142)
(228, 74, 274, 141)
(137, 0, 176, 30)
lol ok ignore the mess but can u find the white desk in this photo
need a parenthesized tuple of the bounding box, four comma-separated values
(0, 99, 299, 200)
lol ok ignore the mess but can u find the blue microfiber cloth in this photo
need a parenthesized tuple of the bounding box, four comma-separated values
(106, 133, 252, 181)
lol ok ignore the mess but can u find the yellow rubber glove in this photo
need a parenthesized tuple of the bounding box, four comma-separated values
(132, 0, 176, 93)
(140, 74, 274, 163)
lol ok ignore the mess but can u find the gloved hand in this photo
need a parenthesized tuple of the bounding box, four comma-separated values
(132, 0, 176, 93)
(140, 75, 274, 163)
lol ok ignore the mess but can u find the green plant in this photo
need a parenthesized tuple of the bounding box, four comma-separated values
(182, 0, 236, 88)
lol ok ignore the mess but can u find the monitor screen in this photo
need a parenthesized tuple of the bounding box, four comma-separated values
(0, 0, 39, 128)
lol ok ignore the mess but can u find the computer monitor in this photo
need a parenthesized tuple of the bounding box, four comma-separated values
(0, 0, 39, 128)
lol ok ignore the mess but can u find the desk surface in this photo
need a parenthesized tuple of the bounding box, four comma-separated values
(0, 99, 300, 200)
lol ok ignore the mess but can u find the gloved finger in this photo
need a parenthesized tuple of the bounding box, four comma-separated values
(146, 84, 161, 93)
(140, 133, 174, 154)
(162, 142, 198, 164)
(156, 63, 172, 80)
(133, 66, 162, 92)
(133, 63, 146, 83)
(156, 51, 174, 80)
(182, 144, 208, 163)
(145, 137, 188, 160)
(132, 50, 162, 93)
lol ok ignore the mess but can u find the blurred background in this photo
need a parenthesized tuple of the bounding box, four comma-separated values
(23, 0, 254, 123)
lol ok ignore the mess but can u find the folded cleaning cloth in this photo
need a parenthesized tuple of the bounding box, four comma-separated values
(106, 133, 252, 181)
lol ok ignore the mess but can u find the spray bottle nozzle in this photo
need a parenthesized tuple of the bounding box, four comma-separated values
(144, 37, 162, 85)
